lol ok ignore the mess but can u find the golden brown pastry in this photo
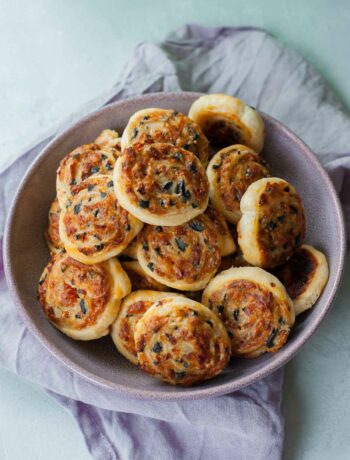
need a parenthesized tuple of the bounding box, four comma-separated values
(113, 142, 209, 226)
(121, 108, 209, 167)
(134, 296, 231, 385)
(59, 175, 143, 264)
(45, 198, 64, 254)
(37, 252, 131, 340)
(238, 177, 306, 268)
(94, 129, 121, 154)
(205, 205, 236, 256)
(137, 214, 221, 291)
(110, 290, 180, 365)
(274, 244, 329, 315)
(121, 260, 169, 291)
(56, 143, 118, 207)
(202, 266, 295, 358)
(188, 94, 265, 153)
(207, 144, 270, 223)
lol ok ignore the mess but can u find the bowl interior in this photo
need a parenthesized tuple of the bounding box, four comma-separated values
(4, 92, 345, 400)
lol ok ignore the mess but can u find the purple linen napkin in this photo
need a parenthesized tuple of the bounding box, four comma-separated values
(1, 25, 350, 460)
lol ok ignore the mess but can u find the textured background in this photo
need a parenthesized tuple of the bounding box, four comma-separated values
(1, 1, 350, 459)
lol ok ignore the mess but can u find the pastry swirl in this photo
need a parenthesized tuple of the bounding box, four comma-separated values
(110, 290, 180, 365)
(188, 94, 265, 153)
(45, 198, 64, 254)
(274, 244, 329, 315)
(121, 260, 169, 291)
(59, 175, 143, 264)
(113, 142, 209, 226)
(202, 266, 294, 358)
(38, 252, 131, 340)
(137, 214, 221, 291)
(207, 144, 270, 223)
(238, 177, 306, 268)
(134, 296, 231, 385)
(57, 142, 118, 207)
(121, 108, 209, 167)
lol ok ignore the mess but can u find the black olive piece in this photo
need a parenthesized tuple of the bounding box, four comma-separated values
(100, 192, 107, 198)
(73, 204, 81, 215)
(95, 244, 105, 251)
(155, 226, 163, 232)
(290, 205, 298, 214)
(193, 133, 200, 141)
(80, 299, 87, 314)
(266, 328, 278, 348)
(70, 179, 77, 186)
(175, 237, 187, 252)
(154, 247, 161, 255)
(125, 224, 131, 231)
(147, 262, 154, 271)
(93, 209, 100, 218)
(295, 234, 301, 246)
(174, 153, 182, 161)
(107, 180, 114, 187)
(105, 163, 113, 171)
(91, 166, 100, 174)
(152, 342, 163, 353)
(183, 143, 190, 150)
(267, 221, 277, 231)
(189, 163, 197, 173)
(38, 279, 45, 285)
(217, 305, 224, 315)
(132, 128, 139, 139)
(143, 115, 150, 120)
(101, 154, 108, 161)
(206, 320, 213, 328)
(88, 184, 95, 191)
(75, 234, 81, 240)
(191, 203, 198, 209)
(182, 362, 190, 368)
(277, 215, 285, 223)
(233, 309, 239, 321)
(142, 242, 149, 251)
(139, 200, 150, 209)
(162, 181, 173, 192)
(191, 310, 198, 316)
(284, 186, 290, 192)
(227, 331, 234, 338)
(279, 317, 286, 325)
(174, 371, 186, 380)
(212, 163, 220, 169)
(73, 153, 80, 159)
(188, 221, 204, 232)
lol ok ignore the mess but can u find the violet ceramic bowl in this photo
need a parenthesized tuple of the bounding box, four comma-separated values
(4, 92, 346, 401)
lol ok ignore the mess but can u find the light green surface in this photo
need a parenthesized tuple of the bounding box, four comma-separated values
(1, 1, 349, 459)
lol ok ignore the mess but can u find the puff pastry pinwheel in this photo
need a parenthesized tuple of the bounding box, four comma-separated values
(113, 142, 209, 226)
(121, 260, 169, 291)
(188, 94, 265, 153)
(59, 175, 143, 264)
(204, 205, 236, 257)
(56, 142, 118, 207)
(137, 214, 221, 291)
(110, 290, 180, 365)
(207, 144, 270, 223)
(38, 252, 131, 340)
(202, 266, 294, 358)
(45, 198, 64, 254)
(274, 245, 329, 315)
(121, 108, 209, 167)
(134, 296, 231, 385)
(238, 178, 306, 268)
(94, 129, 121, 153)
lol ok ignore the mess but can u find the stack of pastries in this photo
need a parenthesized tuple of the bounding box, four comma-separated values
(38, 94, 329, 386)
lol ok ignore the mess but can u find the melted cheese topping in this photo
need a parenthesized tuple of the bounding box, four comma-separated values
(37, 252, 131, 340)
(121, 108, 209, 167)
(137, 214, 221, 291)
(45, 198, 64, 254)
(134, 296, 231, 385)
(59, 175, 143, 264)
(56, 143, 119, 207)
(188, 94, 265, 153)
(238, 177, 306, 268)
(202, 267, 294, 358)
(110, 290, 180, 364)
(114, 142, 209, 226)
(207, 144, 270, 223)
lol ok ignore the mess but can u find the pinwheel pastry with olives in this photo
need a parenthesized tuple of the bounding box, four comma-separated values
(238, 177, 306, 268)
(188, 94, 265, 153)
(134, 296, 231, 385)
(56, 142, 119, 207)
(136, 214, 221, 291)
(202, 266, 295, 358)
(59, 175, 143, 264)
(121, 108, 209, 167)
(110, 290, 180, 365)
(38, 252, 131, 340)
(207, 144, 270, 223)
(274, 244, 329, 315)
(45, 197, 64, 254)
(113, 142, 209, 226)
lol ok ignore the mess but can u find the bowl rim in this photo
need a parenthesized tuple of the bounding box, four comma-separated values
(3, 91, 347, 401)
